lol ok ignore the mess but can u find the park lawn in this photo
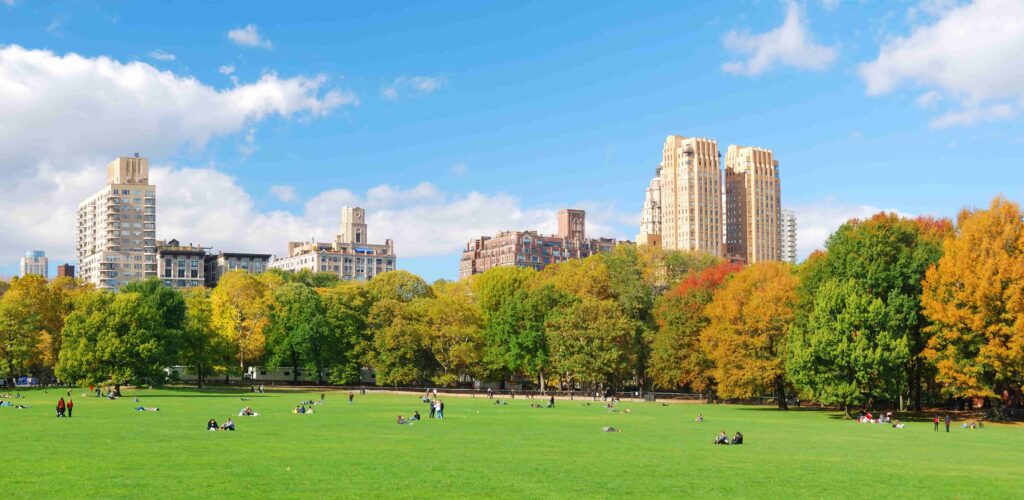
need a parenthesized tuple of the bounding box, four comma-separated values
(2, 388, 1021, 499)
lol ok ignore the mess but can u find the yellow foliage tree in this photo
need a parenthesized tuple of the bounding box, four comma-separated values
(702, 262, 798, 409)
(921, 197, 1024, 403)
(211, 271, 272, 372)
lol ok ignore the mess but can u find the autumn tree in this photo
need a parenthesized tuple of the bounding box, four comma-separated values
(0, 284, 44, 387)
(181, 288, 232, 387)
(921, 197, 1024, 408)
(211, 271, 272, 373)
(702, 262, 797, 409)
(365, 271, 435, 385)
(649, 261, 741, 393)
(471, 266, 535, 317)
(422, 280, 484, 386)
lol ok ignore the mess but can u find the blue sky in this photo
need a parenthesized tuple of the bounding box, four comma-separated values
(1, 0, 1021, 281)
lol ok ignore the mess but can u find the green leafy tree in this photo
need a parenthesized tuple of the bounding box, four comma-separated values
(367, 270, 433, 303)
(791, 213, 949, 410)
(266, 283, 339, 384)
(57, 291, 180, 395)
(483, 284, 575, 390)
(787, 279, 909, 415)
(547, 297, 634, 390)
(471, 266, 535, 317)
(368, 298, 437, 385)
(604, 245, 656, 390)
(319, 283, 371, 384)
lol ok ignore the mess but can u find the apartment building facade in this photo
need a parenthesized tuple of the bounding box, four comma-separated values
(204, 252, 272, 287)
(76, 155, 157, 291)
(56, 264, 75, 278)
(725, 145, 781, 264)
(156, 239, 207, 289)
(657, 135, 723, 256)
(20, 250, 48, 278)
(459, 209, 617, 278)
(270, 206, 396, 281)
(781, 208, 797, 264)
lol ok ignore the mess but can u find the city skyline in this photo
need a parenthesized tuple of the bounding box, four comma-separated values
(1, 1, 1021, 282)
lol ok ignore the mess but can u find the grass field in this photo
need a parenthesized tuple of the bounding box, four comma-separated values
(2, 387, 1021, 498)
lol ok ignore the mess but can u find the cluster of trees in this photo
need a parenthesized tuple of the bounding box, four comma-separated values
(2, 197, 1023, 413)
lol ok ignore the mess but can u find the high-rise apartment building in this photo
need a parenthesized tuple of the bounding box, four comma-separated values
(76, 155, 157, 291)
(657, 135, 723, 256)
(20, 250, 48, 278)
(725, 145, 781, 264)
(636, 166, 662, 247)
(270, 206, 396, 281)
(459, 209, 618, 279)
(781, 208, 797, 264)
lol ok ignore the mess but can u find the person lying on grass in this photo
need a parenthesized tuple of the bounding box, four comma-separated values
(135, 406, 160, 411)
(602, 426, 620, 432)
(397, 415, 413, 425)
(239, 407, 257, 416)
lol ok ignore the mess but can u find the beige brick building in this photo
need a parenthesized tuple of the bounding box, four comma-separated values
(657, 136, 723, 256)
(725, 145, 781, 264)
(459, 209, 617, 278)
(270, 207, 396, 281)
(77, 155, 157, 290)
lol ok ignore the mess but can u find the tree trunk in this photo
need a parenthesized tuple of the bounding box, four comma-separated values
(539, 370, 546, 393)
(197, 368, 204, 389)
(775, 375, 788, 410)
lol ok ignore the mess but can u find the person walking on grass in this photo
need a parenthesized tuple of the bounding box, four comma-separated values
(67, 398, 74, 417)
(933, 416, 939, 432)
(56, 397, 66, 417)
(349, 392, 354, 404)
(944, 415, 951, 432)
(437, 400, 444, 419)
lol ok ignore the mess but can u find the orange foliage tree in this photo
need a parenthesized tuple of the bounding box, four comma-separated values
(921, 197, 1024, 406)
(702, 262, 798, 409)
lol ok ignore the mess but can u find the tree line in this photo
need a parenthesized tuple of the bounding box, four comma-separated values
(1, 197, 1022, 413)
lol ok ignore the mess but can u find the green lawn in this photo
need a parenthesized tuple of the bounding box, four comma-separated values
(2, 388, 1020, 498)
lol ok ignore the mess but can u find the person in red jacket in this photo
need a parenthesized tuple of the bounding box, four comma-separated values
(67, 398, 74, 417)
(56, 397, 66, 418)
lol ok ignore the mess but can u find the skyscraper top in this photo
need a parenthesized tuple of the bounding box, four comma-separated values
(106, 155, 149, 185)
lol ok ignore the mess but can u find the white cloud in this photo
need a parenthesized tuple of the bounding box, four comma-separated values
(219, 64, 235, 75)
(227, 24, 273, 49)
(46, 13, 69, 35)
(860, 0, 1024, 127)
(0, 44, 356, 176)
(0, 44, 357, 267)
(721, 1, 838, 76)
(789, 199, 909, 261)
(149, 49, 175, 61)
(270, 185, 297, 203)
(380, 75, 446, 100)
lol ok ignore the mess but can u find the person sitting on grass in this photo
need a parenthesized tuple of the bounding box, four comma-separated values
(397, 415, 410, 425)
(730, 432, 743, 445)
(696, 413, 703, 423)
(411, 410, 421, 421)
(892, 420, 905, 429)
(714, 431, 729, 445)
(220, 418, 235, 431)
(207, 419, 219, 431)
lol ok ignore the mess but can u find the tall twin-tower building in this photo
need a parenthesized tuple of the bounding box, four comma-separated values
(638, 135, 796, 264)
